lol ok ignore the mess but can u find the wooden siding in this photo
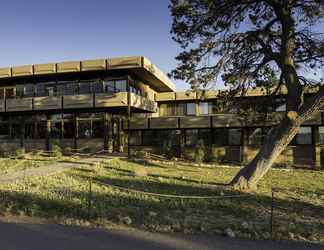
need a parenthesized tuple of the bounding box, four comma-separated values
(56, 61, 80, 73)
(129, 117, 148, 129)
(81, 59, 106, 71)
(34, 63, 56, 75)
(34, 96, 62, 110)
(95, 92, 127, 108)
(150, 117, 178, 129)
(180, 116, 210, 128)
(6, 98, 33, 112)
(63, 94, 93, 109)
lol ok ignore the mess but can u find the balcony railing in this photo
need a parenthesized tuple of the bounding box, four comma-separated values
(0, 92, 157, 113)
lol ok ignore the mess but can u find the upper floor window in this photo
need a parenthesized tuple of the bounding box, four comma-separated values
(24, 84, 35, 97)
(79, 81, 91, 94)
(5, 88, 15, 99)
(115, 79, 127, 92)
(199, 102, 209, 115)
(186, 103, 196, 115)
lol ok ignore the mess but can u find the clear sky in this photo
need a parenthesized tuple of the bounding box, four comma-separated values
(0, 0, 189, 90)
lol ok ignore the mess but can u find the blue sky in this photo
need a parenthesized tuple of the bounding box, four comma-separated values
(0, 0, 188, 89)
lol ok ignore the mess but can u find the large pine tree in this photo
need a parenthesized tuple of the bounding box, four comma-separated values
(169, 0, 324, 189)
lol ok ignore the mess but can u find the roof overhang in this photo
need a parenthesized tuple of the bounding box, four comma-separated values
(0, 56, 176, 92)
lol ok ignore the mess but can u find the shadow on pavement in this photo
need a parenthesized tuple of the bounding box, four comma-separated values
(0, 221, 322, 250)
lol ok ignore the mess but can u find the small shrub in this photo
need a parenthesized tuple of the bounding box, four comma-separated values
(194, 140, 205, 164)
(135, 150, 146, 159)
(15, 148, 25, 159)
(52, 143, 62, 158)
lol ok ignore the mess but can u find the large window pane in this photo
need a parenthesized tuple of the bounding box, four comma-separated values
(35, 121, 47, 139)
(24, 84, 35, 97)
(0, 123, 9, 139)
(319, 126, 324, 144)
(129, 130, 142, 145)
(103, 80, 115, 94)
(213, 128, 228, 146)
(93, 120, 104, 138)
(11, 123, 21, 139)
(79, 82, 91, 94)
(92, 81, 103, 93)
(295, 127, 312, 145)
(185, 129, 198, 146)
(115, 80, 127, 92)
(228, 129, 242, 145)
(25, 123, 35, 139)
(63, 121, 75, 138)
(248, 128, 262, 145)
(16, 85, 24, 98)
(186, 103, 196, 115)
(199, 102, 209, 115)
(51, 115, 62, 138)
(65, 82, 78, 95)
(5, 88, 15, 99)
(78, 120, 92, 138)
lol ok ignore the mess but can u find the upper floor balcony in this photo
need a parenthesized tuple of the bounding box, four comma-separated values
(0, 92, 157, 113)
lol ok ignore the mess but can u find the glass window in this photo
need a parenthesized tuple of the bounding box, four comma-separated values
(319, 126, 324, 144)
(79, 82, 91, 94)
(0, 122, 9, 139)
(129, 130, 142, 145)
(115, 80, 127, 92)
(16, 85, 24, 98)
(103, 80, 115, 94)
(11, 123, 21, 139)
(185, 129, 198, 146)
(35, 121, 47, 139)
(50, 114, 62, 138)
(199, 102, 209, 115)
(78, 120, 92, 138)
(24, 84, 35, 97)
(295, 127, 312, 145)
(228, 128, 242, 145)
(0, 88, 5, 99)
(159, 104, 168, 117)
(275, 99, 286, 112)
(92, 81, 103, 93)
(25, 123, 36, 139)
(213, 128, 228, 146)
(36, 83, 46, 97)
(5, 88, 15, 99)
(142, 130, 155, 146)
(93, 120, 104, 138)
(65, 82, 78, 95)
(248, 128, 262, 145)
(186, 103, 196, 115)
(175, 103, 185, 116)
(63, 121, 75, 139)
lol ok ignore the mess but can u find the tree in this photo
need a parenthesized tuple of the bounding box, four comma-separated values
(169, 0, 324, 190)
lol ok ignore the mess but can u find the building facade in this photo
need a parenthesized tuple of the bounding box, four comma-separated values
(0, 56, 323, 169)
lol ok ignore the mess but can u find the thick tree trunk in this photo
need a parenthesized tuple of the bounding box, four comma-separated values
(231, 88, 324, 190)
(230, 114, 300, 190)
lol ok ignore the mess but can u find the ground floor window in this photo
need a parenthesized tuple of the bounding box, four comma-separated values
(129, 130, 142, 145)
(213, 128, 242, 146)
(247, 127, 263, 145)
(294, 126, 312, 145)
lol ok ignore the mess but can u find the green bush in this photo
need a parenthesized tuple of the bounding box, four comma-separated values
(52, 143, 62, 158)
(15, 148, 25, 158)
(163, 140, 174, 159)
(194, 140, 205, 164)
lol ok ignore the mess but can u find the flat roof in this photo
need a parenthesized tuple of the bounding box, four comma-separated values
(0, 56, 176, 92)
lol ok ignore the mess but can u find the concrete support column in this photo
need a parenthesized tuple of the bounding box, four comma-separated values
(19, 116, 25, 152)
(74, 115, 78, 151)
(313, 126, 321, 169)
(46, 115, 51, 151)
(118, 118, 124, 153)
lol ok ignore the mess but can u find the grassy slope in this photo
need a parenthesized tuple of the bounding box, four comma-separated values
(0, 158, 322, 243)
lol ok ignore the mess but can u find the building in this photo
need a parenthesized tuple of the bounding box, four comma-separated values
(0, 56, 322, 169)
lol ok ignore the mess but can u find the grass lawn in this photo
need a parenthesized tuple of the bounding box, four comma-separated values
(0, 157, 322, 244)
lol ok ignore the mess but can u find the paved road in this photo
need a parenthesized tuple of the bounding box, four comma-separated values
(0, 221, 322, 250)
